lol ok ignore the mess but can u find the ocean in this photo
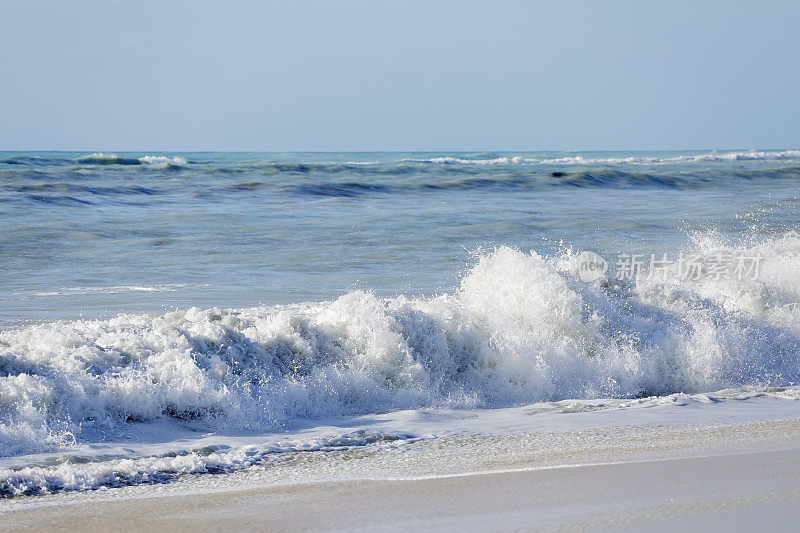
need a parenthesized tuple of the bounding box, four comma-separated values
(2, 149, 800, 496)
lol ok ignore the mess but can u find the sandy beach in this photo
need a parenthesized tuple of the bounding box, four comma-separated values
(4, 414, 800, 532)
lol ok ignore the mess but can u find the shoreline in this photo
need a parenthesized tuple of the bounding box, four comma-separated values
(5, 448, 800, 532)
(5, 415, 800, 531)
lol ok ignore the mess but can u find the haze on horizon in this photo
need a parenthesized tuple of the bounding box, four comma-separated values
(1, 0, 798, 152)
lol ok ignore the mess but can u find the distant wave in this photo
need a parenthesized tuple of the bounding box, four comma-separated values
(285, 166, 800, 197)
(4, 166, 800, 204)
(406, 149, 800, 166)
(220, 161, 417, 175)
(4, 150, 800, 172)
(76, 153, 187, 167)
(3, 152, 800, 205)
(0, 156, 73, 167)
(0, 154, 186, 168)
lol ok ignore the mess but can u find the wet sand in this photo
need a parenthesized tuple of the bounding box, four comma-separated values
(5, 417, 800, 531)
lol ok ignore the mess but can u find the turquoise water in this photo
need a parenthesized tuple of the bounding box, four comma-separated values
(2, 150, 799, 324)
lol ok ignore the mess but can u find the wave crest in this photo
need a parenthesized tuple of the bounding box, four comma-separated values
(408, 149, 800, 166)
(2, 235, 800, 458)
(76, 153, 186, 167)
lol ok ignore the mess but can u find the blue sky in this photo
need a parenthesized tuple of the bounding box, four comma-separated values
(2, 0, 798, 151)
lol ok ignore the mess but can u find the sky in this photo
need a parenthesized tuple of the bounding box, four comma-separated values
(1, 0, 798, 151)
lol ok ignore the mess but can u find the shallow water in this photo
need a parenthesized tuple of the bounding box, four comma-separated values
(2, 150, 800, 496)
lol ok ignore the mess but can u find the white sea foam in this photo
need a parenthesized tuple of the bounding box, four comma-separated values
(3, 388, 800, 497)
(0, 430, 419, 497)
(137, 155, 187, 166)
(407, 150, 800, 166)
(2, 234, 800, 467)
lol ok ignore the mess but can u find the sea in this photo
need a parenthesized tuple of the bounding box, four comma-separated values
(2, 149, 800, 496)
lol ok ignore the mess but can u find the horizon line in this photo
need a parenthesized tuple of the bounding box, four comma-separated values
(1, 147, 798, 154)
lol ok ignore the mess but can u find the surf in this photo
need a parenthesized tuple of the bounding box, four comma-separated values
(2, 234, 800, 459)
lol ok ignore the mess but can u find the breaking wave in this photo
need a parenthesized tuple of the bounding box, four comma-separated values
(408, 149, 800, 165)
(2, 233, 800, 463)
(75, 153, 186, 167)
